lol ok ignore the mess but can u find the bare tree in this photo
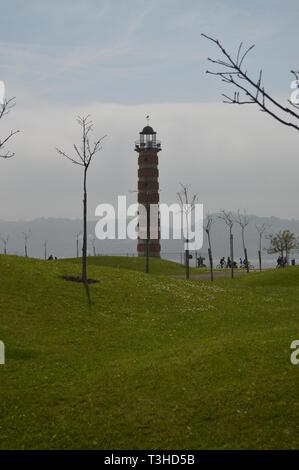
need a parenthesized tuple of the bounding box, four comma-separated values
(204, 213, 214, 281)
(0, 234, 9, 255)
(56, 116, 106, 283)
(177, 183, 199, 280)
(22, 230, 32, 258)
(202, 34, 299, 132)
(0, 97, 20, 159)
(255, 223, 270, 271)
(234, 209, 250, 272)
(219, 210, 234, 278)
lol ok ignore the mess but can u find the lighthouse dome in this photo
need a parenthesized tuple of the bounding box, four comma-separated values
(141, 125, 155, 135)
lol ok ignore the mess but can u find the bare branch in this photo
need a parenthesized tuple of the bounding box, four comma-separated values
(73, 143, 84, 163)
(56, 116, 106, 169)
(204, 213, 213, 234)
(56, 147, 84, 166)
(0, 233, 9, 243)
(233, 209, 249, 229)
(255, 223, 271, 236)
(0, 97, 17, 120)
(0, 130, 20, 158)
(239, 44, 255, 69)
(218, 209, 234, 230)
(202, 33, 299, 131)
(22, 229, 32, 241)
(177, 182, 198, 214)
(0, 97, 20, 158)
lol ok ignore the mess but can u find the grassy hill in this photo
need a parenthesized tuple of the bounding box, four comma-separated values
(63, 255, 202, 276)
(0, 255, 298, 449)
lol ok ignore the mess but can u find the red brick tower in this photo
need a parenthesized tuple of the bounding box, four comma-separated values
(135, 124, 161, 258)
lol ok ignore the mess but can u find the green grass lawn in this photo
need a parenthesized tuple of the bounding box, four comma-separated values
(0, 255, 298, 449)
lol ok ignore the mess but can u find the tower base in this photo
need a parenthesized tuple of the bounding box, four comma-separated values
(137, 241, 161, 258)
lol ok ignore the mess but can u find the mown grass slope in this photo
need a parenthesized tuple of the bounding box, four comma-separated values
(0, 255, 298, 449)
(64, 255, 201, 276)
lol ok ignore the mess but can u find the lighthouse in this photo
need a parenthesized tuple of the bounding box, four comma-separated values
(135, 123, 161, 258)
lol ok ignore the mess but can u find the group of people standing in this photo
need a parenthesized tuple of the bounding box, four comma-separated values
(48, 254, 58, 261)
(276, 256, 288, 268)
(219, 257, 248, 269)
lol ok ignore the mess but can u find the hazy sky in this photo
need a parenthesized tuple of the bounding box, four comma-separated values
(0, 0, 299, 220)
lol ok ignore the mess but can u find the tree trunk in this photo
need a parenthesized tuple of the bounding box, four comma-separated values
(244, 247, 249, 273)
(82, 168, 87, 283)
(258, 249, 262, 272)
(208, 247, 213, 281)
(185, 244, 190, 280)
(259, 235, 262, 272)
(185, 207, 190, 280)
(207, 232, 213, 281)
(281, 249, 284, 267)
(285, 248, 289, 266)
(230, 232, 234, 279)
(242, 228, 249, 273)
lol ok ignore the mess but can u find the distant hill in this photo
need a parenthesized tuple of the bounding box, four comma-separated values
(0, 214, 298, 263)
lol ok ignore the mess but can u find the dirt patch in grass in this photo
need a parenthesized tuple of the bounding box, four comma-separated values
(61, 275, 99, 284)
